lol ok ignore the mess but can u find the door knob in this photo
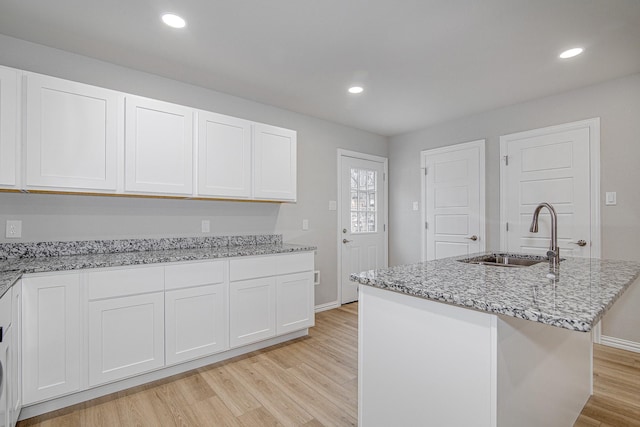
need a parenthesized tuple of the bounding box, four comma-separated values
(466, 235, 478, 241)
(343, 239, 352, 244)
(570, 239, 587, 247)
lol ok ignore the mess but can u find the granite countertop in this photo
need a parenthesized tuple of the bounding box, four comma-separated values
(350, 252, 640, 332)
(0, 242, 316, 299)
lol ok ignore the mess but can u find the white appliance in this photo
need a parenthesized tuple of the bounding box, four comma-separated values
(0, 288, 12, 427)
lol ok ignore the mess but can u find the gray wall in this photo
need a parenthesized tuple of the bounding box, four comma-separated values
(388, 72, 640, 343)
(0, 34, 388, 307)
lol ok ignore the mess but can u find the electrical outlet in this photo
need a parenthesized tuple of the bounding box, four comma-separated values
(201, 220, 210, 233)
(6, 220, 22, 239)
(328, 201, 337, 211)
(412, 201, 419, 211)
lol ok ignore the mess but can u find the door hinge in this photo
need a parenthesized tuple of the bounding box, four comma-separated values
(425, 221, 428, 230)
(506, 222, 509, 231)
(383, 172, 386, 181)
(503, 155, 509, 166)
(384, 224, 386, 232)
(424, 167, 428, 175)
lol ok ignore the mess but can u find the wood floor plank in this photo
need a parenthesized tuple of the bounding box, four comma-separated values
(16, 302, 640, 427)
(198, 365, 262, 417)
(252, 355, 357, 426)
(224, 358, 314, 426)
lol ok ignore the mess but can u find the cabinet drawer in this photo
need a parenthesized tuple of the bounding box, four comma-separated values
(0, 287, 11, 329)
(276, 252, 314, 275)
(230, 256, 277, 281)
(87, 266, 164, 300)
(165, 260, 225, 290)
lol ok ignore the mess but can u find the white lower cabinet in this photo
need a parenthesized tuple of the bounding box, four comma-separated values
(229, 252, 314, 348)
(19, 251, 314, 412)
(21, 274, 81, 405)
(276, 272, 314, 335)
(229, 277, 277, 348)
(86, 266, 165, 386)
(88, 292, 165, 386)
(165, 261, 228, 365)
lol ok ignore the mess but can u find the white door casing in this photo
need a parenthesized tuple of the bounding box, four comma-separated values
(500, 118, 600, 258)
(421, 140, 486, 261)
(338, 150, 388, 304)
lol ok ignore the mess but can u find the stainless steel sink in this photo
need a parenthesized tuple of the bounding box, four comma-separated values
(458, 253, 550, 268)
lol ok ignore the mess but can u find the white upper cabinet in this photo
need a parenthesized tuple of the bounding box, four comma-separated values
(253, 124, 297, 201)
(197, 111, 252, 198)
(125, 95, 193, 195)
(1, 67, 298, 200)
(0, 66, 19, 188)
(24, 73, 120, 191)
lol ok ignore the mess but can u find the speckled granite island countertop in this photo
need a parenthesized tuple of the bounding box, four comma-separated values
(351, 252, 640, 332)
(0, 235, 316, 299)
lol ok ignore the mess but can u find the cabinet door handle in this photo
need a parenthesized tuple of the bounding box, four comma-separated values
(343, 239, 352, 244)
(466, 235, 478, 241)
(570, 239, 587, 247)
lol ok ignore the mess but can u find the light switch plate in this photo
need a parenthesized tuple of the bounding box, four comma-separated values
(328, 201, 337, 211)
(6, 220, 22, 238)
(201, 219, 211, 233)
(412, 201, 419, 211)
(605, 192, 617, 206)
(302, 219, 309, 230)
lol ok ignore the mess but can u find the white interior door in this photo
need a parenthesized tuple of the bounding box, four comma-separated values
(339, 152, 388, 304)
(500, 119, 600, 258)
(422, 140, 485, 261)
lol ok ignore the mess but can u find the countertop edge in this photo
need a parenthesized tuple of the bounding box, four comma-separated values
(0, 244, 317, 299)
(350, 255, 640, 333)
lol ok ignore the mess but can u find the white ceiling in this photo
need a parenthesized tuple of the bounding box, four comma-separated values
(1, 0, 639, 136)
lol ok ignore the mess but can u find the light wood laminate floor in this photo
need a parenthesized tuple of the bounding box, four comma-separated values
(18, 303, 640, 426)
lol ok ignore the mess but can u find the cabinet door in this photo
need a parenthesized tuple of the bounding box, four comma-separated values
(22, 274, 81, 405)
(276, 272, 315, 334)
(0, 66, 19, 188)
(125, 96, 193, 195)
(253, 124, 297, 201)
(197, 111, 251, 198)
(88, 292, 164, 386)
(165, 284, 228, 365)
(229, 277, 276, 348)
(24, 73, 120, 191)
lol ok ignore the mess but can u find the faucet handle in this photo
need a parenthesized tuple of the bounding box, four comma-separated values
(546, 250, 557, 259)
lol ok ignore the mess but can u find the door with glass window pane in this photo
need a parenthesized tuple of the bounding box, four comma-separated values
(340, 155, 387, 304)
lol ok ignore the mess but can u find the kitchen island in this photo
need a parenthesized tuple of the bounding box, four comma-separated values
(350, 253, 640, 427)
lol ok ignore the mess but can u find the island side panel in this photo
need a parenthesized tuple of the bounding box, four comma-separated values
(496, 314, 592, 427)
(358, 285, 497, 427)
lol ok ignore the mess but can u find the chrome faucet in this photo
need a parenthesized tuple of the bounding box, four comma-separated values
(529, 202, 560, 269)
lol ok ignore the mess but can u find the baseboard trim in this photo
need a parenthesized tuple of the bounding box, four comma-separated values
(600, 335, 640, 353)
(315, 300, 340, 312)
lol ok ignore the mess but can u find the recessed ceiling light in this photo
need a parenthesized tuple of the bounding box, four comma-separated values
(559, 47, 583, 59)
(348, 86, 364, 94)
(162, 13, 186, 29)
